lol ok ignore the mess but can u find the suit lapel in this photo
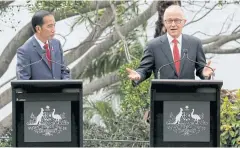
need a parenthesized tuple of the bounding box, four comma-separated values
(179, 34, 189, 76)
(160, 34, 177, 74)
(32, 36, 51, 70)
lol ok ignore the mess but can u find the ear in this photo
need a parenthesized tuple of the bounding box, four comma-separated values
(36, 25, 41, 33)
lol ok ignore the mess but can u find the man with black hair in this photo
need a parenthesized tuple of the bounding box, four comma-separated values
(16, 10, 70, 80)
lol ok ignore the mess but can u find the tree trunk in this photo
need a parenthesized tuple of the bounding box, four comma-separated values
(83, 72, 119, 96)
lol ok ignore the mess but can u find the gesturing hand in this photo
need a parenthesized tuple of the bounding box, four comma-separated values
(126, 68, 141, 81)
(202, 61, 216, 78)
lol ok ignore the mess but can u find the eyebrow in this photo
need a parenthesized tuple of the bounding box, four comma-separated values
(166, 17, 183, 19)
(47, 23, 55, 26)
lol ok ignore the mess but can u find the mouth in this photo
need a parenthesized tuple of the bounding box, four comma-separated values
(170, 29, 177, 31)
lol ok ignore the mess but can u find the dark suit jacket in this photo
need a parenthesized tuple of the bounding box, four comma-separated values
(16, 36, 70, 80)
(134, 34, 207, 85)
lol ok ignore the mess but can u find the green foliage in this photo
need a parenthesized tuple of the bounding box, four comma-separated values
(83, 98, 149, 147)
(30, 0, 97, 27)
(115, 1, 140, 25)
(31, 0, 90, 12)
(83, 112, 149, 147)
(0, 129, 12, 147)
(80, 48, 126, 80)
(118, 60, 152, 115)
(0, 139, 11, 147)
(84, 99, 117, 132)
(29, 0, 93, 26)
(220, 90, 240, 147)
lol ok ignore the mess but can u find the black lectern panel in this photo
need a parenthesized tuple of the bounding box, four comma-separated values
(11, 80, 83, 147)
(150, 79, 223, 147)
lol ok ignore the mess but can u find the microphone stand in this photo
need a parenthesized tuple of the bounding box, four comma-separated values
(157, 52, 186, 79)
(184, 49, 215, 80)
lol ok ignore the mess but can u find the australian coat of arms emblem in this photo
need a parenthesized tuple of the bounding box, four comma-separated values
(166, 105, 208, 136)
(26, 105, 69, 136)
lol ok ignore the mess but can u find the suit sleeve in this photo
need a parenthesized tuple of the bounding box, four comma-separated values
(133, 43, 154, 86)
(58, 41, 71, 80)
(195, 39, 207, 80)
(16, 47, 31, 80)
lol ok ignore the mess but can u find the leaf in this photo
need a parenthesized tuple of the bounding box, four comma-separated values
(232, 139, 236, 145)
(230, 130, 235, 137)
(235, 130, 239, 135)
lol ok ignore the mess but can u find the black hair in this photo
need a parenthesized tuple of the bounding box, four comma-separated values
(31, 10, 52, 33)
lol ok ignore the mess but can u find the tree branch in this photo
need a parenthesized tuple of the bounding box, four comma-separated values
(216, 12, 234, 36)
(212, 33, 240, 47)
(203, 33, 240, 52)
(191, 31, 215, 37)
(201, 33, 240, 45)
(190, 11, 234, 37)
(64, 7, 114, 65)
(204, 47, 240, 54)
(185, 3, 218, 27)
(201, 36, 221, 44)
(190, 1, 207, 22)
(94, 1, 100, 24)
(110, 1, 131, 63)
(232, 24, 240, 34)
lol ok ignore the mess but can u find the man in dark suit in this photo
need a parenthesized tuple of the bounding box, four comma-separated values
(126, 5, 214, 85)
(16, 10, 70, 80)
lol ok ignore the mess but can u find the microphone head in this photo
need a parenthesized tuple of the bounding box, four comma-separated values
(183, 49, 188, 54)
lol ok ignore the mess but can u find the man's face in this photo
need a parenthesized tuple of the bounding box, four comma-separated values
(37, 15, 56, 41)
(164, 10, 186, 38)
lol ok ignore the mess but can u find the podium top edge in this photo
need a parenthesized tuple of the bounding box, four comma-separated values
(11, 80, 82, 85)
(151, 79, 223, 84)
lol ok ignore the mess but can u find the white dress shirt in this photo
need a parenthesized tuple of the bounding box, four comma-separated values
(34, 34, 49, 50)
(166, 33, 182, 57)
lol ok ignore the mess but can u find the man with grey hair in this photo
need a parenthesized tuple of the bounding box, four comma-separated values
(126, 5, 215, 86)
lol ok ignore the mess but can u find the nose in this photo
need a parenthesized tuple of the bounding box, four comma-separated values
(51, 26, 55, 33)
(170, 21, 176, 26)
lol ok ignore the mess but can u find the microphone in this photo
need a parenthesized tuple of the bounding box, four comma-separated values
(157, 50, 187, 79)
(45, 55, 70, 72)
(17, 51, 46, 74)
(184, 49, 215, 80)
(47, 41, 70, 72)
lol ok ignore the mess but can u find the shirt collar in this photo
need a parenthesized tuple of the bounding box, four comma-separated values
(166, 32, 182, 44)
(34, 34, 48, 49)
